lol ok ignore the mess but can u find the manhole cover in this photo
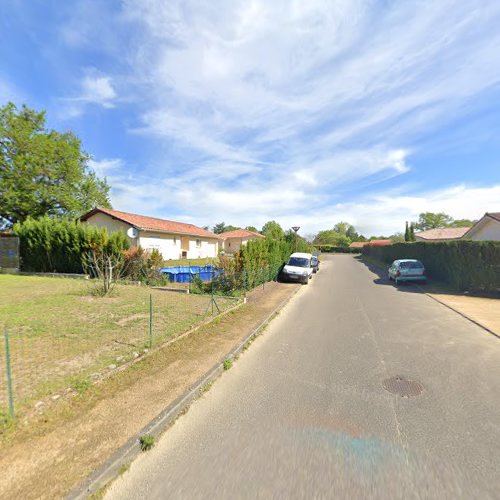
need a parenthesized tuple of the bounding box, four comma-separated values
(383, 376, 424, 398)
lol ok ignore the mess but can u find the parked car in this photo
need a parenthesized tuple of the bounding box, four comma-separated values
(388, 259, 426, 284)
(311, 255, 320, 273)
(281, 252, 313, 284)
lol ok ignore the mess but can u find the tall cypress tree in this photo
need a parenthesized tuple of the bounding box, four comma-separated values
(404, 221, 410, 242)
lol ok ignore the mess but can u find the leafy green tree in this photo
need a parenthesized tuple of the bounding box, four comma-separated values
(333, 221, 350, 235)
(450, 218, 474, 227)
(212, 222, 227, 234)
(409, 222, 416, 241)
(414, 212, 453, 230)
(245, 225, 258, 232)
(212, 222, 240, 233)
(313, 229, 351, 248)
(391, 232, 405, 243)
(261, 220, 284, 239)
(0, 102, 111, 228)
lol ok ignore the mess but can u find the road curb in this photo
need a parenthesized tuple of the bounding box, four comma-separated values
(419, 290, 500, 340)
(67, 284, 302, 499)
(361, 256, 499, 340)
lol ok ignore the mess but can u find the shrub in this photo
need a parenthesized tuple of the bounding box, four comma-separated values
(362, 240, 500, 292)
(13, 216, 129, 273)
(139, 434, 155, 451)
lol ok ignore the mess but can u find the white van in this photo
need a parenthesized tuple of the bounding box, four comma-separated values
(281, 252, 313, 284)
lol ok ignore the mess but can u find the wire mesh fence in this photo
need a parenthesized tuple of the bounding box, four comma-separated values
(0, 264, 283, 423)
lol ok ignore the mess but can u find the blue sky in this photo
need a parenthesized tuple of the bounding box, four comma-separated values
(1, 0, 500, 236)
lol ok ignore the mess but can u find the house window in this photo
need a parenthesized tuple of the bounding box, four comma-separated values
(196, 239, 201, 248)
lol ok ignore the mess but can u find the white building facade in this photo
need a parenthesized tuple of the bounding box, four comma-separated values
(81, 208, 220, 260)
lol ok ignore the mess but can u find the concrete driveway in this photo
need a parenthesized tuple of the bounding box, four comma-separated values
(106, 255, 500, 499)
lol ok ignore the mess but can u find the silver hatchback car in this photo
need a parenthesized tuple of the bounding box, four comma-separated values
(388, 259, 426, 284)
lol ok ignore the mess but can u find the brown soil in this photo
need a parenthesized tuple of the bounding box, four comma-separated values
(0, 282, 300, 500)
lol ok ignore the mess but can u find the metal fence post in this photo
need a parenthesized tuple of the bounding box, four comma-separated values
(149, 294, 153, 349)
(243, 270, 247, 303)
(211, 266, 214, 316)
(4, 327, 15, 419)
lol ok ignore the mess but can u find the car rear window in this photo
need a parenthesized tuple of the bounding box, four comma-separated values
(400, 261, 423, 269)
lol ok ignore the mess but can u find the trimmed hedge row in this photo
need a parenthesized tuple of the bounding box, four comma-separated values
(236, 233, 314, 289)
(316, 245, 358, 253)
(362, 240, 500, 292)
(13, 216, 130, 273)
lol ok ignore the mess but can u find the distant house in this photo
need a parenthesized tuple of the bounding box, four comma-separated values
(414, 227, 471, 242)
(349, 241, 367, 249)
(220, 229, 265, 253)
(365, 239, 393, 246)
(81, 207, 221, 260)
(349, 240, 392, 249)
(462, 212, 500, 241)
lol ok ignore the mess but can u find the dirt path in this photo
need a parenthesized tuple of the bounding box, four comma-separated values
(0, 282, 300, 500)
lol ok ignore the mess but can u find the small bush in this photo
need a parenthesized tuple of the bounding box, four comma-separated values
(139, 434, 155, 451)
(223, 359, 232, 371)
(71, 376, 92, 394)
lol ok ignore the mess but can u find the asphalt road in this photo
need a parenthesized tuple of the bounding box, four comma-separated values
(106, 255, 500, 499)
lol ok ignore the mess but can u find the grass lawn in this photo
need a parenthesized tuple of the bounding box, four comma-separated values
(0, 274, 235, 420)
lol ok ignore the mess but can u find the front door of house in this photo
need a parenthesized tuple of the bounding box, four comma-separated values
(181, 236, 189, 258)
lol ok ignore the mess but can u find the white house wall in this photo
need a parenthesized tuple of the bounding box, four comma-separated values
(85, 213, 219, 259)
(223, 237, 251, 253)
(139, 232, 181, 259)
(468, 219, 500, 241)
(83, 212, 131, 235)
(187, 238, 218, 259)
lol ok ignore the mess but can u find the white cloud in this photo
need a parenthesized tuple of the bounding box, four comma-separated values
(58, 70, 117, 118)
(80, 75, 116, 106)
(86, 2, 500, 233)
(88, 158, 123, 177)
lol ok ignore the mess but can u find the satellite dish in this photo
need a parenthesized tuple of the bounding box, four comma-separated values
(127, 227, 139, 238)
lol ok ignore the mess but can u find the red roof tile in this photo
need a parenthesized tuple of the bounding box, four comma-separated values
(81, 207, 221, 239)
(349, 241, 368, 248)
(415, 227, 470, 240)
(220, 229, 265, 239)
(366, 239, 393, 246)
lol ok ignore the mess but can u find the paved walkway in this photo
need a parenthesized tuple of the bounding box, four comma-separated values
(427, 291, 500, 336)
(106, 255, 500, 499)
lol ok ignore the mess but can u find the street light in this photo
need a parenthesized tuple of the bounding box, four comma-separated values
(292, 226, 300, 252)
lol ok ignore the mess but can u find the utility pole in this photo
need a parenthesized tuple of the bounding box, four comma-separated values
(292, 226, 300, 252)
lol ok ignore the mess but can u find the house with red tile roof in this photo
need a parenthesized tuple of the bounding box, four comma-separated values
(219, 228, 265, 254)
(462, 212, 500, 241)
(349, 241, 368, 249)
(414, 227, 471, 242)
(81, 207, 221, 260)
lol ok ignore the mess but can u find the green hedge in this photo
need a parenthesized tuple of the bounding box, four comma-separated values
(316, 245, 358, 253)
(13, 216, 130, 273)
(237, 233, 314, 289)
(362, 240, 500, 292)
